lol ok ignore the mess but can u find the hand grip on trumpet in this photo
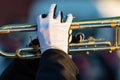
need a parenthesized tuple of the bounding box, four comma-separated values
(0, 16, 120, 59)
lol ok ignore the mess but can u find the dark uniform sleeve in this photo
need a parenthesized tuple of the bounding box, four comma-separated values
(1, 38, 79, 80)
(36, 49, 79, 80)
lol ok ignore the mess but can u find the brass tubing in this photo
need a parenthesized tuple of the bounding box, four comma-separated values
(115, 27, 119, 47)
(0, 43, 119, 59)
(0, 50, 16, 58)
(69, 46, 120, 52)
(70, 41, 111, 47)
(0, 16, 120, 34)
(0, 23, 119, 34)
(0, 16, 120, 59)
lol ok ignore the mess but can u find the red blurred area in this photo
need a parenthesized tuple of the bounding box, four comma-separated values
(0, 0, 34, 26)
(0, 0, 34, 52)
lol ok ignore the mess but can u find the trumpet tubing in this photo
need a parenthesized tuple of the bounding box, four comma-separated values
(0, 16, 120, 34)
(0, 16, 120, 59)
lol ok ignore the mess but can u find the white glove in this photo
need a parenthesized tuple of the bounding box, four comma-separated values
(37, 4, 73, 54)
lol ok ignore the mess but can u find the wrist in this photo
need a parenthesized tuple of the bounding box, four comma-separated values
(40, 43, 68, 54)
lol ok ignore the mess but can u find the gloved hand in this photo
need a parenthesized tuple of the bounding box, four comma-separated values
(37, 4, 73, 54)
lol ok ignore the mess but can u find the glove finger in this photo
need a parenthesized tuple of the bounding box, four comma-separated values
(48, 4, 57, 19)
(37, 14, 42, 25)
(65, 13, 73, 23)
(56, 11, 63, 22)
(69, 30, 72, 43)
(37, 14, 43, 31)
(69, 34, 72, 43)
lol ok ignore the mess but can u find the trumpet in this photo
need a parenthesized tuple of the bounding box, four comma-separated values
(0, 16, 120, 59)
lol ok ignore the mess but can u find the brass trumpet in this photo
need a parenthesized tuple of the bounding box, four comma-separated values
(0, 16, 120, 59)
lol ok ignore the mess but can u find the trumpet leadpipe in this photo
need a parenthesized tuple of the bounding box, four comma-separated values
(0, 24, 37, 34)
(0, 22, 119, 34)
(0, 16, 120, 34)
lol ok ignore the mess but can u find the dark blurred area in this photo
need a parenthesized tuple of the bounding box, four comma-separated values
(0, 0, 34, 52)
(0, 0, 34, 77)
(0, 0, 34, 26)
(0, 0, 120, 80)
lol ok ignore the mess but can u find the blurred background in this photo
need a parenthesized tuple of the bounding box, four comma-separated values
(0, 0, 34, 77)
(0, 0, 120, 80)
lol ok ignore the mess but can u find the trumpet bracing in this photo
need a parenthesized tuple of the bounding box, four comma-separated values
(0, 16, 120, 59)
